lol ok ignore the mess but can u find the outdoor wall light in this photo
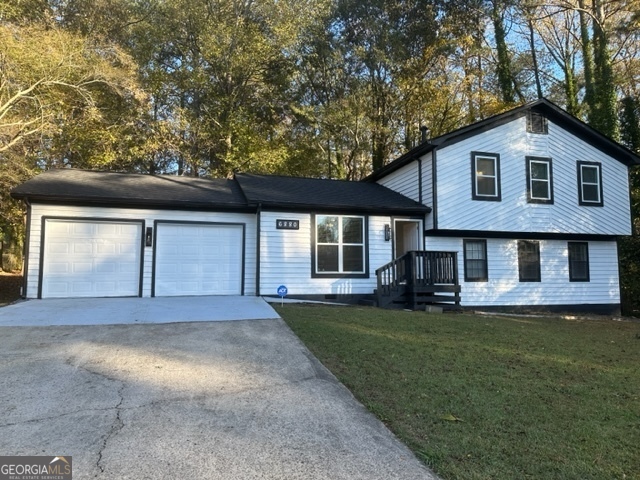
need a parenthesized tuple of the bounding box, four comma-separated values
(145, 227, 153, 247)
(384, 224, 391, 242)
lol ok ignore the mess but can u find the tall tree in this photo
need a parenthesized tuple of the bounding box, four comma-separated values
(491, 0, 518, 103)
(126, 0, 327, 177)
(0, 20, 150, 258)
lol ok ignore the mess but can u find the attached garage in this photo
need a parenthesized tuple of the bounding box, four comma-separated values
(40, 218, 143, 298)
(153, 222, 245, 297)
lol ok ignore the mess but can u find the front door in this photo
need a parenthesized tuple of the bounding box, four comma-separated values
(393, 220, 422, 259)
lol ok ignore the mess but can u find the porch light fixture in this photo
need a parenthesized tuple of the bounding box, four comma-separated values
(384, 224, 391, 241)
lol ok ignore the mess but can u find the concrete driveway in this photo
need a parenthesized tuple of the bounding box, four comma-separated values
(0, 296, 279, 326)
(0, 306, 438, 479)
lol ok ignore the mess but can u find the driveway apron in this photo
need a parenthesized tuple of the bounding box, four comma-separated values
(0, 316, 438, 479)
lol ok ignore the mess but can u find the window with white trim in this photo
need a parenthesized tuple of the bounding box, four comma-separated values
(577, 161, 603, 206)
(526, 156, 553, 204)
(471, 152, 501, 201)
(314, 215, 366, 275)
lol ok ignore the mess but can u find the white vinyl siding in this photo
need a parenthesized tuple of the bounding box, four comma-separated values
(377, 162, 419, 201)
(421, 154, 434, 229)
(25, 204, 256, 299)
(375, 152, 433, 228)
(435, 116, 632, 235)
(259, 211, 392, 297)
(425, 236, 620, 307)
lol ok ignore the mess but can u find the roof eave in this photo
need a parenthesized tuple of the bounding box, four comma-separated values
(253, 201, 431, 215)
(363, 142, 435, 183)
(12, 194, 256, 212)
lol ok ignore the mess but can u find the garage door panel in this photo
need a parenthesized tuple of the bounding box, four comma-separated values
(154, 223, 243, 296)
(74, 243, 93, 254)
(95, 263, 117, 274)
(97, 224, 117, 235)
(42, 220, 142, 298)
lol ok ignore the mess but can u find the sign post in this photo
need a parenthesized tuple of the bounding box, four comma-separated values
(277, 285, 288, 307)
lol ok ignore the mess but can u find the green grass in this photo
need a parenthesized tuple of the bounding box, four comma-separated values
(277, 304, 640, 480)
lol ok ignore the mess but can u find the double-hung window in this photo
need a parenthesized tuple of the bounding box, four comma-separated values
(463, 239, 488, 282)
(577, 161, 603, 206)
(568, 242, 590, 282)
(314, 215, 367, 277)
(471, 152, 501, 201)
(518, 240, 541, 282)
(526, 156, 553, 204)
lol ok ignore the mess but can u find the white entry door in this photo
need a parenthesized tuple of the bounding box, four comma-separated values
(41, 219, 142, 298)
(394, 219, 422, 258)
(154, 222, 244, 296)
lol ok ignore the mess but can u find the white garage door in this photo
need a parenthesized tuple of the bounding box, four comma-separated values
(154, 223, 244, 296)
(42, 219, 142, 298)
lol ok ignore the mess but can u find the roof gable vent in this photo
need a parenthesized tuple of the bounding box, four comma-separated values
(527, 110, 548, 134)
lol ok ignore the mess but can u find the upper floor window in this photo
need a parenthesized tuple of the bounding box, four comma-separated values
(518, 240, 541, 282)
(526, 156, 553, 204)
(471, 152, 501, 201)
(527, 111, 548, 134)
(463, 239, 488, 282)
(577, 161, 603, 206)
(313, 215, 367, 277)
(568, 242, 590, 282)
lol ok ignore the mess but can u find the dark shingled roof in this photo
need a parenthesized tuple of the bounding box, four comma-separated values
(234, 173, 430, 214)
(10, 169, 431, 215)
(10, 169, 250, 210)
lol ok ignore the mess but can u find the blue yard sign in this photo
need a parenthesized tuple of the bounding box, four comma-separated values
(277, 285, 288, 306)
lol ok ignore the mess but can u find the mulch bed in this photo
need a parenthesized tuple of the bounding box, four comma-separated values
(0, 273, 22, 305)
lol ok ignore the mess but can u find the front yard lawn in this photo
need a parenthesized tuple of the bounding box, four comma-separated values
(277, 304, 640, 480)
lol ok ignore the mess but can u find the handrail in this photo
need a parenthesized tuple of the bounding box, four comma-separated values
(376, 251, 459, 295)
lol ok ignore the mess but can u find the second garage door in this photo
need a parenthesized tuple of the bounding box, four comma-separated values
(153, 222, 244, 296)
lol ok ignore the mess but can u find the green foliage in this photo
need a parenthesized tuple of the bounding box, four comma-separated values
(0, 20, 152, 260)
(2, 0, 640, 281)
(280, 304, 640, 479)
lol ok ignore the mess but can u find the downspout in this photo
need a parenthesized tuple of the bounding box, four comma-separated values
(432, 149, 438, 230)
(616, 238, 623, 315)
(256, 203, 261, 297)
(21, 198, 31, 299)
(418, 158, 423, 204)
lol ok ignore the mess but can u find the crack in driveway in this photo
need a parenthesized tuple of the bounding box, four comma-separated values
(96, 383, 125, 476)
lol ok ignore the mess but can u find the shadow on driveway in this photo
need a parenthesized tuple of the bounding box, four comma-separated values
(0, 319, 438, 479)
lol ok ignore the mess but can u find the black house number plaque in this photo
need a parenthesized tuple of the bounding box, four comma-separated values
(276, 219, 299, 230)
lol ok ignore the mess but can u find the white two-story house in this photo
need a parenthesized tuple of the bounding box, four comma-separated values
(367, 99, 639, 313)
(11, 99, 639, 314)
